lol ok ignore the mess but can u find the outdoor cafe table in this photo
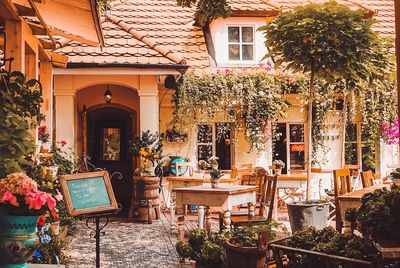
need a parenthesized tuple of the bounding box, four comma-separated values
(172, 185, 257, 230)
(337, 184, 390, 232)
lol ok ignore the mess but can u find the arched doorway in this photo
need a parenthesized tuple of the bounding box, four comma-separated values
(87, 106, 137, 214)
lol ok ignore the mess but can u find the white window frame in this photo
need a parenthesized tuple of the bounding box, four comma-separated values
(197, 123, 216, 159)
(227, 25, 256, 63)
(286, 123, 306, 171)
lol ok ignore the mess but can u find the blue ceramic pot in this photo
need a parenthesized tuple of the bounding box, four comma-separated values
(0, 215, 39, 268)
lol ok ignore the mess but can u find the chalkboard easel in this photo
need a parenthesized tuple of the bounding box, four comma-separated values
(60, 171, 120, 268)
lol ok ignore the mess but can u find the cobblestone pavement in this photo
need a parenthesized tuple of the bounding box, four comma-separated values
(64, 213, 188, 268)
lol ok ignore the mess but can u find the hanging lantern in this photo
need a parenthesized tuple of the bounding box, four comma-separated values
(104, 85, 113, 104)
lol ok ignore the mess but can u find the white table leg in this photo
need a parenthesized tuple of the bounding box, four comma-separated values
(198, 205, 205, 229)
(223, 210, 231, 230)
(170, 191, 176, 233)
(248, 202, 255, 217)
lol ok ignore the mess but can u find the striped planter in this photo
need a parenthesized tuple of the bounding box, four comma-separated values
(0, 215, 39, 268)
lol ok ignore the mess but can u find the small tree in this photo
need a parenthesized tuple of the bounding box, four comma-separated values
(260, 1, 384, 199)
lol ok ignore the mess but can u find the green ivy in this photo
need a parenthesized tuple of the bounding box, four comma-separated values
(173, 68, 304, 151)
(176, 0, 231, 26)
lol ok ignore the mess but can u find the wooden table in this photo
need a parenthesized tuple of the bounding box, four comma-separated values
(337, 184, 390, 220)
(173, 185, 257, 231)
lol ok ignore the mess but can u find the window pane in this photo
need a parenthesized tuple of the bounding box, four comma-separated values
(228, 44, 240, 60)
(345, 143, 358, 165)
(241, 27, 253, 42)
(362, 146, 374, 171)
(101, 128, 120, 161)
(228, 27, 239, 42)
(197, 124, 213, 143)
(289, 124, 304, 142)
(345, 124, 357, 142)
(198, 145, 212, 161)
(242, 44, 253, 60)
(290, 144, 305, 170)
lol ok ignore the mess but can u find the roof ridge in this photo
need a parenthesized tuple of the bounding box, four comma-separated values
(105, 13, 186, 65)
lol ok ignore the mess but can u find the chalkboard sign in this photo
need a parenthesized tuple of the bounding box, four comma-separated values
(60, 171, 118, 216)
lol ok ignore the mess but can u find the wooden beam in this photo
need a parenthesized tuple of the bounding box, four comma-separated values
(27, 0, 56, 46)
(47, 51, 68, 68)
(27, 21, 47, 35)
(5, 20, 24, 72)
(0, 0, 20, 21)
(14, 3, 35, 16)
(39, 39, 55, 49)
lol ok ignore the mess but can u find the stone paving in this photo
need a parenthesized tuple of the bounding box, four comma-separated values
(64, 213, 185, 268)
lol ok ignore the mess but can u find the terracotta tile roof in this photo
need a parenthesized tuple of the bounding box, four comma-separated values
(272, 0, 394, 36)
(228, 0, 280, 13)
(363, 0, 395, 36)
(56, 0, 209, 68)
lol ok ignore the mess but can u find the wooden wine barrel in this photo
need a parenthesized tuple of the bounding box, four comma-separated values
(128, 176, 160, 223)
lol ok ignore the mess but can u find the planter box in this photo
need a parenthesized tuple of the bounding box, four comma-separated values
(269, 238, 400, 268)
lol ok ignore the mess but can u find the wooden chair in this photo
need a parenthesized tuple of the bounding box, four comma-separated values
(219, 169, 277, 230)
(333, 168, 352, 232)
(360, 170, 375, 188)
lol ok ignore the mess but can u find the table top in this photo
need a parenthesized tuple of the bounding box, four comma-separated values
(173, 185, 257, 194)
(165, 176, 237, 183)
(337, 184, 390, 201)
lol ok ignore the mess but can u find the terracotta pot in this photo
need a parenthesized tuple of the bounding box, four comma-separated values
(225, 238, 267, 268)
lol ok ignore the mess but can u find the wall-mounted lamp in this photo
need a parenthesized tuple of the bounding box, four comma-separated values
(104, 84, 113, 104)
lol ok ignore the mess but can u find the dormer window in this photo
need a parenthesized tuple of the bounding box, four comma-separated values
(228, 26, 254, 61)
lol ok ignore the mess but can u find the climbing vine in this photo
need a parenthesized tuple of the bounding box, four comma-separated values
(173, 67, 306, 151)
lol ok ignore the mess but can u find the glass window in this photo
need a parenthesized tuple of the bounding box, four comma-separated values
(289, 124, 304, 142)
(198, 145, 213, 161)
(197, 124, 213, 143)
(101, 128, 120, 161)
(228, 26, 254, 61)
(290, 145, 305, 170)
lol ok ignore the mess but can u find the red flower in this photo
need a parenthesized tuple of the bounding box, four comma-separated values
(50, 209, 59, 220)
(37, 215, 45, 227)
(60, 140, 67, 146)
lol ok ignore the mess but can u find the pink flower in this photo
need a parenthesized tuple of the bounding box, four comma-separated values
(60, 140, 67, 146)
(46, 194, 56, 210)
(55, 189, 63, 202)
(258, 63, 265, 67)
(2, 192, 19, 207)
(225, 68, 232, 73)
(25, 192, 47, 210)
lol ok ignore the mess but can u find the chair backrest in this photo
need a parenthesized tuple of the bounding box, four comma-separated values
(256, 169, 277, 221)
(361, 170, 374, 188)
(344, 164, 360, 177)
(333, 168, 352, 197)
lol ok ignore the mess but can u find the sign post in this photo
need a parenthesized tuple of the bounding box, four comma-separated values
(60, 171, 120, 268)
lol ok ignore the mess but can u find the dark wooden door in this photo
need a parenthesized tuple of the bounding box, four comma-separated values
(87, 107, 136, 214)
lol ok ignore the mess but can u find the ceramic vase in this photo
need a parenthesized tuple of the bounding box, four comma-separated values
(0, 215, 39, 268)
(211, 178, 220, 188)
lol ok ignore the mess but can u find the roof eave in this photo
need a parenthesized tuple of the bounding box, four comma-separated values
(231, 9, 281, 17)
(66, 62, 190, 70)
(90, 0, 105, 47)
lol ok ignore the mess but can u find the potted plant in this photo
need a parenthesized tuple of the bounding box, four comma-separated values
(270, 226, 382, 267)
(272, 160, 285, 175)
(129, 130, 163, 176)
(210, 169, 223, 188)
(208, 156, 219, 170)
(0, 172, 59, 268)
(176, 228, 228, 268)
(260, 1, 384, 232)
(225, 222, 286, 268)
(345, 185, 400, 258)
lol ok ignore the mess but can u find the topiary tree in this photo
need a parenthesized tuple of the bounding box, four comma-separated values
(260, 1, 386, 199)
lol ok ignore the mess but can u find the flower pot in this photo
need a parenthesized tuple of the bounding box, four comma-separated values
(225, 238, 267, 268)
(286, 201, 329, 234)
(0, 215, 39, 268)
(210, 178, 219, 188)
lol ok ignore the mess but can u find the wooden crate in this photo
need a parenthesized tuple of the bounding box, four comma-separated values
(268, 238, 400, 268)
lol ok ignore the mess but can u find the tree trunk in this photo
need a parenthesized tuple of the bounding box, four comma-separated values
(341, 93, 348, 168)
(306, 70, 314, 201)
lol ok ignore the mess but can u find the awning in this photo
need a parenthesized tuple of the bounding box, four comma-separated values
(11, 0, 104, 47)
